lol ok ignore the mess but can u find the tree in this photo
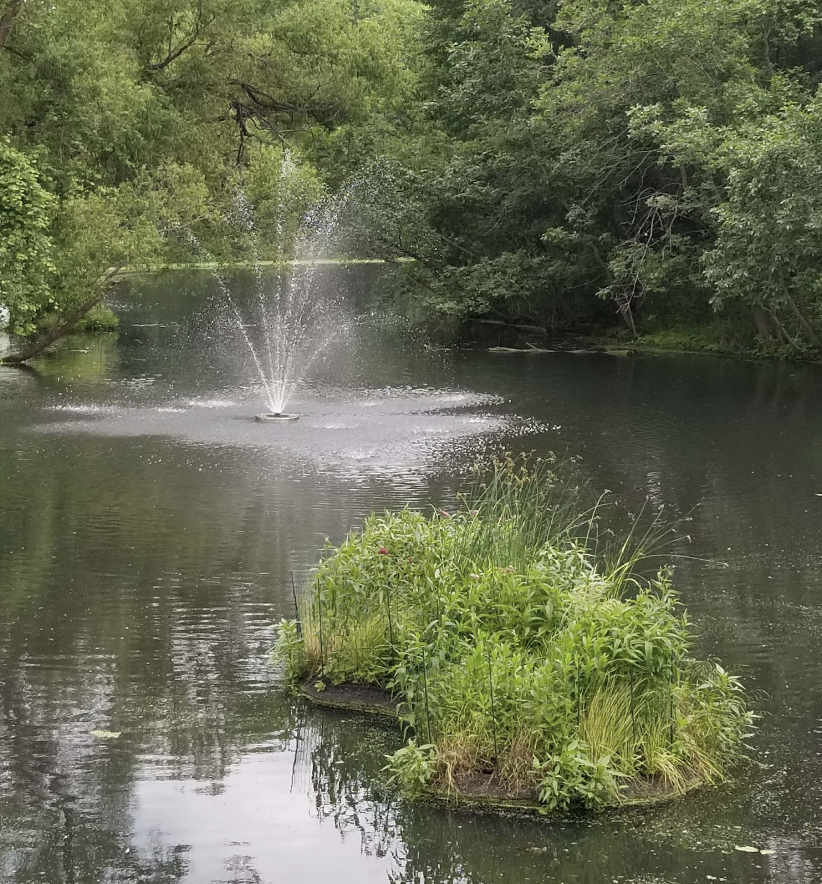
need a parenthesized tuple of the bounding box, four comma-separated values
(0, 0, 424, 361)
(704, 100, 822, 350)
(0, 141, 55, 337)
(386, 0, 822, 344)
(0, 0, 22, 54)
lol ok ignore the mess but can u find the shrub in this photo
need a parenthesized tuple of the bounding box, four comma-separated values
(274, 458, 753, 810)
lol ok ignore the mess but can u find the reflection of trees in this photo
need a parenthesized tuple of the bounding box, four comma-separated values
(6, 814, 188, 884)
(5, 276, 822, 883)
(115, 266, 407, 403)
(294, 702, 822, 884)
(435, 351, 822, 865)
(281, 350, 822, 884)
(0, 433, 365, 879)
(292, 710, 400, 861)
(0, 396, 458, 882)
(31, 333, 121, 384)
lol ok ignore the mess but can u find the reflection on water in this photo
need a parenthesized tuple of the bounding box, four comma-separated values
(2, 270, 822, 882)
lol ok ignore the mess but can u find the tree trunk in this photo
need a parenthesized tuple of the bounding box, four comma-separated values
(788, 295, 821, 349)
(2, 266, 124, 365)
(768, 308, 801, 350)
(0, 0, 23, 53)
(615, 292, 637, 336)
(752, 306, 774, 341)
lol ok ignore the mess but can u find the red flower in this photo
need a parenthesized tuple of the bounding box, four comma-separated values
(378, 546, 389, 555)
(439, 509, 451, 518)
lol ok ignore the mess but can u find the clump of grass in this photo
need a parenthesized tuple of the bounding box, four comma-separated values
(275, 456, 754, 812)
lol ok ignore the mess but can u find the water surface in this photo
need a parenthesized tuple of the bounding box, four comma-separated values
(1, 271, 821, 882)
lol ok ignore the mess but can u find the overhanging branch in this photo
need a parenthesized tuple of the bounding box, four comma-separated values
(1, 266, 125, 365)
(145, 4, 215, 72)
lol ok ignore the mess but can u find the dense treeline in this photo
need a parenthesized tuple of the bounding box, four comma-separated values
(383, 0, 822, 351)
(4, 0, 822, 354)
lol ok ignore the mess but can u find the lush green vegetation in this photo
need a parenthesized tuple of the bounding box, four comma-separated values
(368, 0, 822, 353)
(5, 0, 822, 356)
(0, 0, 422, 354)
(276, 460, 753, 811)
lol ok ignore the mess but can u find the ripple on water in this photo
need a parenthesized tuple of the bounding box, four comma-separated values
(47, 403, 121, 414)
(29, 387, 539, 479)
(185, 397, 237, 408)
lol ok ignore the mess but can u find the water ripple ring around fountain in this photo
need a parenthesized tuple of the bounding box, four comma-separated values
(255, 413, 301, 422)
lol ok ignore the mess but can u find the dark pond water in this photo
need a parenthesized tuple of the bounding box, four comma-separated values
(1, 270, 822, 883)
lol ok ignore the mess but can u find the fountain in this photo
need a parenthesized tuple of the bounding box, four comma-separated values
(193, 153, 352, 421)
(255, 411, 300, 422)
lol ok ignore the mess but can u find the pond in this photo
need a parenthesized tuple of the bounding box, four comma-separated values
(1, 270, 821, 883)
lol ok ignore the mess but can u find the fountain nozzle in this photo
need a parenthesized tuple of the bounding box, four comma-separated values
(255, 412, 300, 422)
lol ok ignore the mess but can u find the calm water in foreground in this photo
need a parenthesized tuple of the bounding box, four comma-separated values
(1, 271, 822, 883)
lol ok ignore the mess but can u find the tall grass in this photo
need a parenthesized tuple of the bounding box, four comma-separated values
(274, 456, 754, 811)
(452, 454, 589, 570)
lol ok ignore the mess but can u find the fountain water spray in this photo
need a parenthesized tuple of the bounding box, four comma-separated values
(181, 152, 356, 420)
(237, 156, 354, 421)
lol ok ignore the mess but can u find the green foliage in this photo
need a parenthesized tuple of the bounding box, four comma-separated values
(7, 0, 822, 350)
(279, 459, 754, 811)
(704, 99, 822, 347)
(383, 740, 437, 796)
(630, 324, 731, 355)
(534, 738, 624, 811)
(74, 305, 119, 333)
(273, 618, 307, 685)
(0, 141, 55, 335)
(0, 0, 424, 343)
(370, 0, 822, 348)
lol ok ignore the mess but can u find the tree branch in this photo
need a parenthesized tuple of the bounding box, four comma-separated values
(145, 6, 215, 72)
(0, 0, 23, 54)
(229, 81, 302, 115)
(1, 266, 124, 365)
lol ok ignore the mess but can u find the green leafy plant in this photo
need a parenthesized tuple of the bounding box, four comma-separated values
(278, 457, 753, 811)
(383, 740, 437, 796)
(273, 618, 306, 686)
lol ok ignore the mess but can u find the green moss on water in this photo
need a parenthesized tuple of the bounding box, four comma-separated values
(632, 325, 728, 354)
(589, 322, 741, 358)
(593, 319, 822, 362)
